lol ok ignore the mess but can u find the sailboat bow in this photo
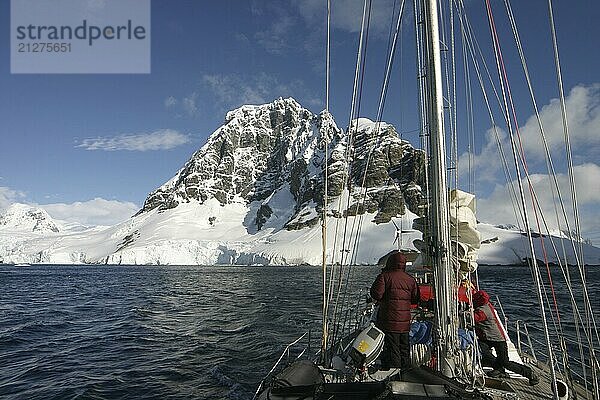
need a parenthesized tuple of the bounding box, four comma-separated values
(255, 0, 600, 399)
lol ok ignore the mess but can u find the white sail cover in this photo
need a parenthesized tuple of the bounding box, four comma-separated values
(449, 189, 481, 272)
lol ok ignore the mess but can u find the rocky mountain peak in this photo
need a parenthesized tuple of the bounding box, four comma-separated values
(140, 97, 330, 210)
(139, 98, 426, 232)
(224, 97, 305, 124)
(0, 203, 61, 233)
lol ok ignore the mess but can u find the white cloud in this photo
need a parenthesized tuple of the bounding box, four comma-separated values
(201, 72, 322, 111)
(296, 0, 397, 35)
(458, 84, 600, 193)
(519, 84, 600, 163)
(254, 15, 295, 54)
(164, 96, 177, 108)
(477, 163, 600, 245)
(249, 0, 398, 60)
(42, 198, 139, 226)
(234, 32, 251, 45)
(250, 0, 263, 17)
(456, 86, 600, 245)
(0, 187, 138, 227)
(76, 129, 190, 151)
(245, 2, 299, 55)
(0, 186, 26, 211)
(458, 126, 508, 186)
(182, 92, 199, 116)
(165, 93, 200, 117)
(202, 73, 265, 106)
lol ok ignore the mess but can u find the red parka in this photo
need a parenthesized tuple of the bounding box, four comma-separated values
(370, 253, 420, 333)
(472, 290, 507, 342)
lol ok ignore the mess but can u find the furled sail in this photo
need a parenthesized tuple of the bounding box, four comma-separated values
(412, 189, 481, 273)
(449, 189, 480, 273)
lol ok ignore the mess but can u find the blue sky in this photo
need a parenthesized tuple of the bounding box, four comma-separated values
(0, 0, 599, 242)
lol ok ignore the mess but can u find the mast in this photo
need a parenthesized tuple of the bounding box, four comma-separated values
(422, 0, 457, 377)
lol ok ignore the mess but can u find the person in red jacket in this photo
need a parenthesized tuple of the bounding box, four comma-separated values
(472, 290, 539, 385)
(370, 252, 420, 370)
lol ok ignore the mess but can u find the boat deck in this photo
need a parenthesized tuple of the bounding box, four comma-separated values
(486, 363, 592, 400)
(318, 363, 589, 399)
(483, 366, 553, 400)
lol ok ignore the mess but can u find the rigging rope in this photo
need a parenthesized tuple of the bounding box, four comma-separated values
(459, 8, 526, 234)
(502, 0, 600, 393)
(484, 1, 561, 396)
(344, 0, 407, 297)
(346, 0, 407, 265)
(319, 0, 599, 394)
(330, 0, 374, 348)
(326, 0, 372, 356)
(547, 0, 600, 394)
(457, 0, 531, 276)
(320, 0, 332, 362)
(332, 0, 411, 351)
(457, 0, 475, 195)
(455, 3, 485, 386)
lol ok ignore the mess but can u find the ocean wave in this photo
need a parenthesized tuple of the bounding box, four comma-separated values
(0, 264, 597, 399)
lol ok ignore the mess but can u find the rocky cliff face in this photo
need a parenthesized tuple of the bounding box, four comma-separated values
(140, 98, 425, 231)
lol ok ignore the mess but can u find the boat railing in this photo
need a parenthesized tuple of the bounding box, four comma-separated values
(515, 320, 598, 363)
(515, 320, 598, 388)
(253, 288, 375, 399)
(252, 330, 311, 400)
(330, 287, 377, 352)
(339, 287, 375, 336)
(515, 319, 538, 362)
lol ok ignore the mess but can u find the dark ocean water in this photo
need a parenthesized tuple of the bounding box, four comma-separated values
(0, 264, 598, 399)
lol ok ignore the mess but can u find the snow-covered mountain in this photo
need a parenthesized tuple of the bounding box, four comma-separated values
(139, 98, 424, 227)
(0, 203, 61, 234)
(1, 98, 599, 266)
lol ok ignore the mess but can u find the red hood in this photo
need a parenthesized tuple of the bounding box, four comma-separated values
(473, 290, 490, 307)
(385, 252, 407, 270)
